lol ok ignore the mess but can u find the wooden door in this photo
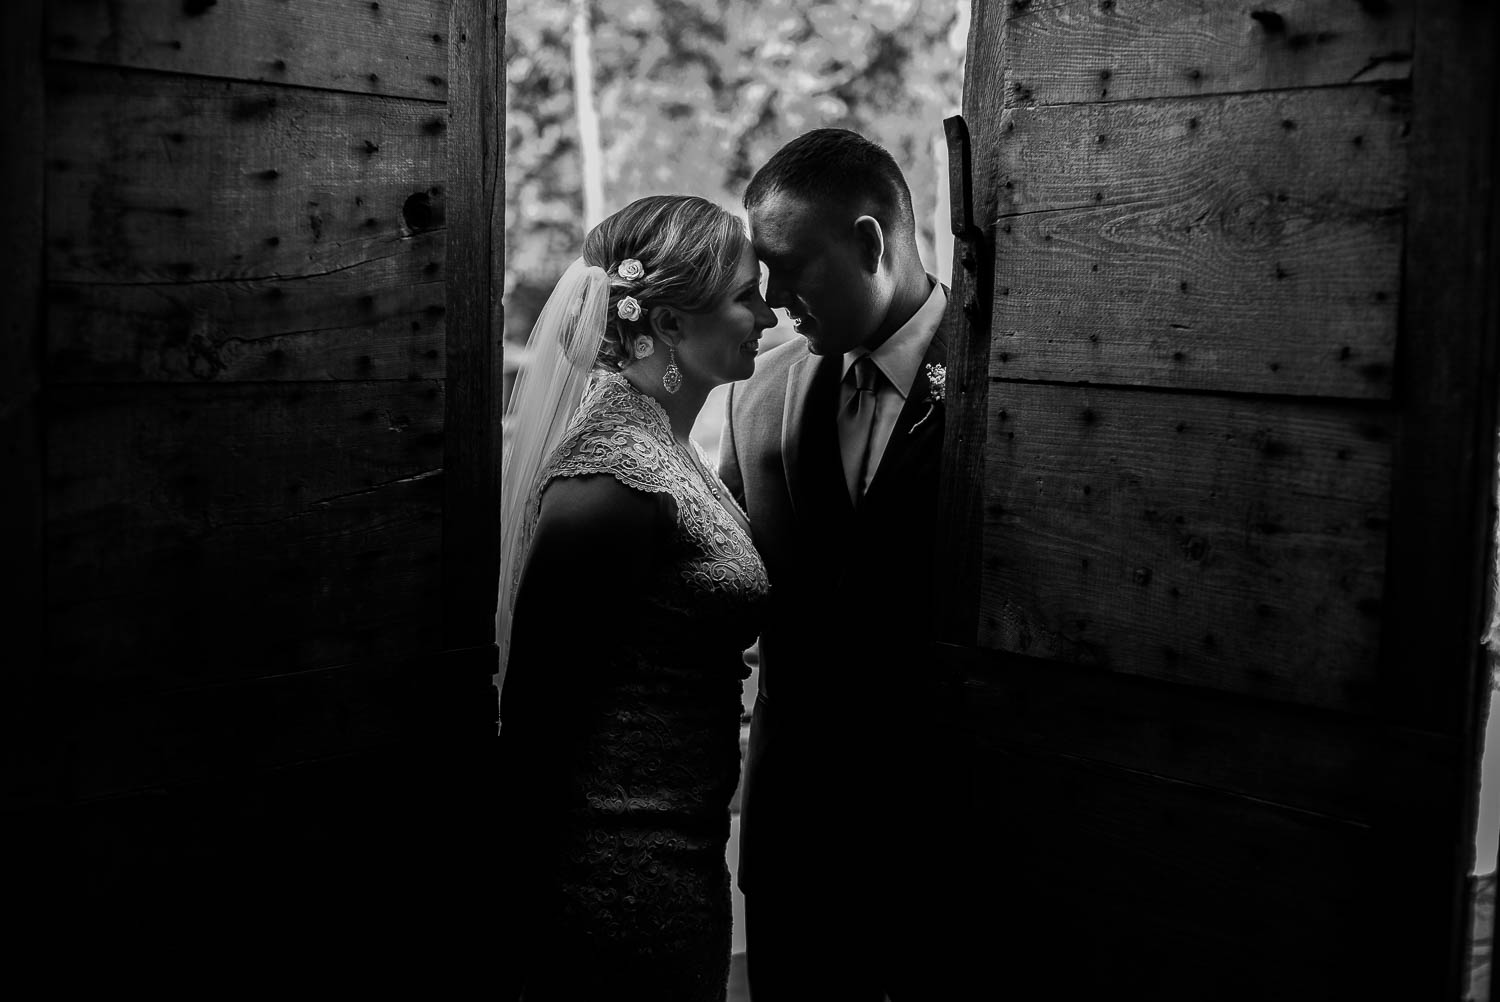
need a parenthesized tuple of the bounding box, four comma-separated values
(937, 1, 1498, 996)
(3, 0, 504, 929)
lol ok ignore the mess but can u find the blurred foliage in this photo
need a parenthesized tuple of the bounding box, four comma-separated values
(504, 0, 969, 345)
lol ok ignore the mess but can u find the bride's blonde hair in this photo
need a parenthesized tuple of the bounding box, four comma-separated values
(580, 195, 748, 371)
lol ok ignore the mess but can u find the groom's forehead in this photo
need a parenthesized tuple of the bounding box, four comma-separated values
(750, 191, 842, 252)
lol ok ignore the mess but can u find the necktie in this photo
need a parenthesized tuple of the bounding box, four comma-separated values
(840, 355, 880, 503)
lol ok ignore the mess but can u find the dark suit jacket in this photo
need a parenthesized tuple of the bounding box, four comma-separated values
(718, 311, 952, 894)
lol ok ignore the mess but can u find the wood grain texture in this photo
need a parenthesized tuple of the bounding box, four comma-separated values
(979, 383, 1391, 710)
(989, 83, 1408, 398)
(1381, 0, 1500, 735)
(938, 642, 1452, 827)
(48, 238, 445, 383)
(932, 0, 1014, 647)
(63, 646, 493, 803)
(1000, 0, 1413, 106)
(961, 736, 1384, 998)
(442, 0, 504, 653)
(1379, 1, 1500, 996)
(45, 62, 447, 285)
(46, 734, 501, 939)
(46, 381, 445, 687)
(940, 642, 1457, 996)
(47, 0, 449, 101)
(1, 0, 45, 690)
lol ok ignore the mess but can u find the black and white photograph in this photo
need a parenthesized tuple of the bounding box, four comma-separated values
(3, 2, 1497, 999)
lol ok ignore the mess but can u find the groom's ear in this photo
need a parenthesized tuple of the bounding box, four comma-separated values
(853, 215, 885, 274)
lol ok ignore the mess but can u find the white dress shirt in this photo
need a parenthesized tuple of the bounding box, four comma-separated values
(838, 277, 948, 499)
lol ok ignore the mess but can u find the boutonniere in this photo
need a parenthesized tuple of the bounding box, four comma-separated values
(910, 363, 946, 433)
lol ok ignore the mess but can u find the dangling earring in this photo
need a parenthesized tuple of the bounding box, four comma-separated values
(632, 336, 654, 360)
(662, 346, 682, 394)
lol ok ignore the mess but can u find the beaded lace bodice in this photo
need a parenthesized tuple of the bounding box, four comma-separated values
(525, 370, 770, 619)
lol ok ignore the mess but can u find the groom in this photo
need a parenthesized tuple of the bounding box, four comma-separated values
(719, 129, 969, 1000)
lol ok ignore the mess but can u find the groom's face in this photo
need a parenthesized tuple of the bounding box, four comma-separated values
(749, 190, 882, 357)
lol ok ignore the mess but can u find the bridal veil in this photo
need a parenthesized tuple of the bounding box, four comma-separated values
(496, 257, 611, 696)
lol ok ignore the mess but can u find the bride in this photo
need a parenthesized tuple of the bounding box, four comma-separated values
(497, 194, 775, 1001)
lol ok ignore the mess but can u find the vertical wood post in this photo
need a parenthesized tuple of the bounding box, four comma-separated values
(445, 0, 505, 694)
(0, 0, 49, 792)
(1382, 0, 1500, 993)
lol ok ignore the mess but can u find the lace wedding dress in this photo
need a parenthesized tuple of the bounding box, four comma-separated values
(499, 371, 769, 1002)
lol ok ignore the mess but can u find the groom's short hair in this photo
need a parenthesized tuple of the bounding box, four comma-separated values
(744, 129, 915, 235)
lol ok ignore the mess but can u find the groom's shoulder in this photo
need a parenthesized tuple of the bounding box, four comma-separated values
(725, 336, 804, 435)
(733, 336, 806, 405)
(750, 336, 807, 385)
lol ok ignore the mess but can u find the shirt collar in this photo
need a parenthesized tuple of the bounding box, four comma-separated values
(841, 277, 947, 399)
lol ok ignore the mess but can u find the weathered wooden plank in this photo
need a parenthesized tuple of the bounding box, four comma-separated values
(45, 62, 447, 284)
(47, 0, 449, 101)
(46, 381, 445, 686)
(979, 383, 1391, 710)
(443, 0, 504, 653)
(934, 1, 1014, 649)
(48, 239, 445, 383)
(1, 0, 45, 690)
(51, 732, 500, 932)
(1380, 0, 1500, 734)
(938, 642, 1454, 827)
(1379, 1, 1500, 996)
(1, 0, 55, 816)
(62, 646, 492, 803)
(960, 740, 1383, 998)
(1000, 0, 1413, 106)
(989, 84, 1407, 398)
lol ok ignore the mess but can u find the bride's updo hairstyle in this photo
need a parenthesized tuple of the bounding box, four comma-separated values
(581, 194, 748, 372)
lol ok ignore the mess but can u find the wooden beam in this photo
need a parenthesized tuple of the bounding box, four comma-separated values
(989, 84, 1408, 399)
(980, 382, 1391, 710)
(0, 0, 51, 816)
(46, 381, 446, 688)
(45, 64, 447, 286)
(1377, 0, 1500, 995)
(48, 0, 449, 101)
(443, 0, 503, 662)
(959, 721, 1386, 997)
(1001, 0, 1414, 105)
(0, 1, 43, 684)
(60, 645, 493, 804)
(939, 642, 1453, 827)
(48, 243, 446, 385)
(934, 2, 1010, 648)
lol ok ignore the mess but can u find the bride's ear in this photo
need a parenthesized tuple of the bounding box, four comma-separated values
(649, 305, 683, 347)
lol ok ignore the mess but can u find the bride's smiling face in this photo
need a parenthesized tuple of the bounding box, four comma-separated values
(671, 243, 776, 389)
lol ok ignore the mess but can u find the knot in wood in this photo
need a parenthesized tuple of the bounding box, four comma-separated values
(1220, 192, 1282, 247)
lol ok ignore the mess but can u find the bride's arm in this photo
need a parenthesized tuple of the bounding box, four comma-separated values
(502, 474, 665, 731)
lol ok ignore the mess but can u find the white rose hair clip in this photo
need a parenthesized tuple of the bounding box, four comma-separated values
(614, 258, 648, 321)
